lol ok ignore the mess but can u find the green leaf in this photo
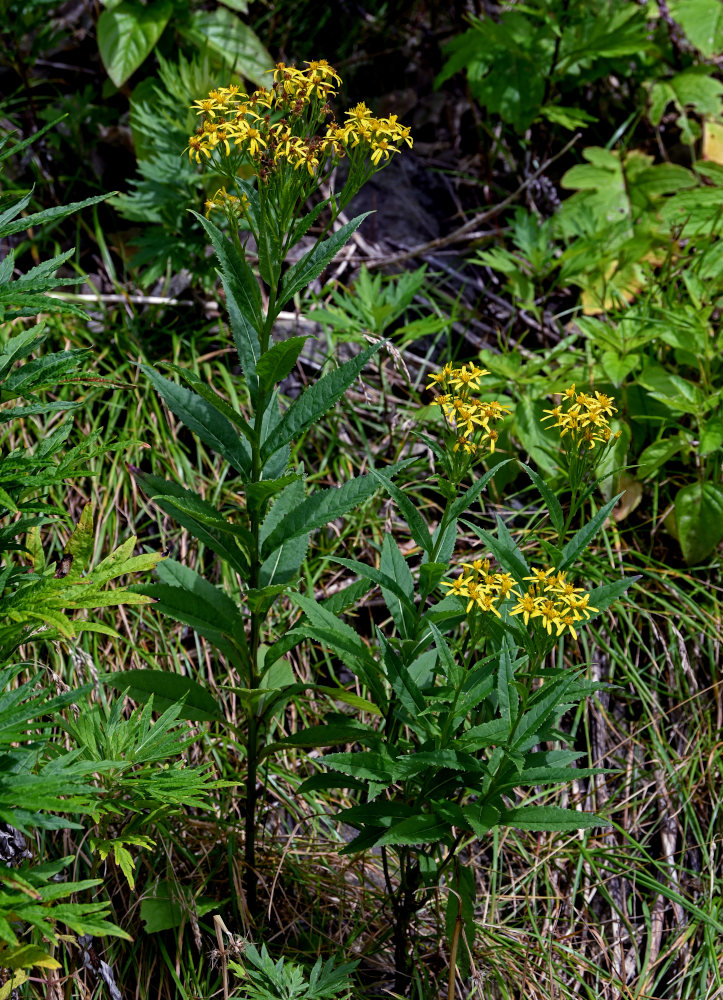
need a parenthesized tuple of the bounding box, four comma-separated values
(279, 214, 373, 309)
(97, 0, 172, 88)
(558, 494, 622, 572)
(669, 0, 723, 57)
(586, 576, 637, 617)
(379, 534, 415, 638)
(255, 336, 307, 400)
(637, 437, 682, 480)
(675, 482, 723, 565)
(465, 516, 529, 582)
(260, 470, 383, 558)
(638, 365, 706, 415)
(374, 813, 451, 847)
(497, 635, 519, 728)
(192, 212, 262, 397)
(447, 460, 512, 521)
(259, 340, 382, 464)
(518, 462, 563, 536)
(499, 805, 608, 831)
(143, 366, 251, 478)
(274, 722, 380, 751)
(100, 670, 224, 722)
(369, 467, 432, 555)
(182, 9, 273, 85)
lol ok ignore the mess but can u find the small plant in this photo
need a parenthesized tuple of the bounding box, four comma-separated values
(228, 943, 356, 1000)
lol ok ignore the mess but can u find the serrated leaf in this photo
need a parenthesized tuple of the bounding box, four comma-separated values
(143, 366, 251, 478)
(259, 341, 382, 464)
(499, 804, 608, 831)
(279, 214, 372, 309)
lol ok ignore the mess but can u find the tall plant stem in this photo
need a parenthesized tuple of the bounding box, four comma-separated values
(242, 268, 279, 918)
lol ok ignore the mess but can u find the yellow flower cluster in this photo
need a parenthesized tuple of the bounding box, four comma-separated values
(508, 567, 598, 640)
(442, 561, 598, 640)
(428, 362, 511, 455)
(185, 60, 412, 183)
(541, 384, 619, 450)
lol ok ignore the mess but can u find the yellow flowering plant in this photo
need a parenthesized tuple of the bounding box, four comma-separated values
(131, 60, 414, 919)
(286, 361, 632, 996)
(540, 382, 623, 538)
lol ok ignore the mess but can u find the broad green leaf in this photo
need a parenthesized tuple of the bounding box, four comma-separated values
(255, 336, 308, 400)
(465, 517, 529, 583)
(637, 436, 682, 479)
(161, 364, 257, 447)
(600, 350, 640, 386)
(457, 718, 509, 751)
(130, 579, 245, 657)
(279, 214, 372, 309)
(638, 365, 706, 415)
(98, 0, 172, 87)
(131, 469, 250, 578)
(378, 630, 428, 726)
(511, 674, 575, 752)
(675, 482, 723, 565)
(334, 557, 417, 623)
(499, 805, 608, 831)
(0, 195, 108, 240)
(558, 494, 622, 572)
(100, 670, 224, 722)
(462, 802, 500, 837)
(586, 576, 637, 617)
(275, 722, 380, 750)
(289, 592, 384, 705)
(259, 341, 382, 464)
(183, 9, 273, 85)
(669, 0, 723, 57)
(321, 751, 395, 783)
(377, 534, 415, 638)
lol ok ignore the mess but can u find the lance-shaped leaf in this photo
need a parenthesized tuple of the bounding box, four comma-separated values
(143, 366, 252, 479)
(465, 515, 530, 582)
(558, 493, 623, 571)
(278, 214, 372, 309)
(259, 340, 382, 464)
(133, 557, 248, 649)
(369, 466, 433, 555)
(499, 805, 609, 831)
(255, 336, 308, 401)
(192, 211, 262, 398)
(130, 468, 251, 578)
(260, 459, 412, 558)
(379, 534, 416, 638)
(160, 363, 258, 448)
(289, 592, 385, 706)
(518, 461, 564, 536)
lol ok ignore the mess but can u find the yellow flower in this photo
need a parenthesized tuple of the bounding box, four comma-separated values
(510, 590, 541, 626)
